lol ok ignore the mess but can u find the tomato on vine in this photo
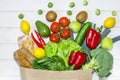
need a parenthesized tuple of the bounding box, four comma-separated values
(60, 27, 70, 39)
(50, 22, 60, 33)
(59, 17, 69, 27)
(49, 33, 60, 43)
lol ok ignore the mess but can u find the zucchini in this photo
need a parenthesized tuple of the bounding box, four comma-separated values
(74, 22, 92, 45)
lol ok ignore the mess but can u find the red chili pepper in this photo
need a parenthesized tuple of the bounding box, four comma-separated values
(86, 28, 101, 50)
(34, 29, 46, 47)
(31, 33, 44, 48)
(68, 51, 86, 69)
(31, 30, 46, 48)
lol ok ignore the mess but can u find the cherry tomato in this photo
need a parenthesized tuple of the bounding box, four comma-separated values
(60, 27, 70, 39)
(50, 22, 60, 33)
(49, 33, 60, 43)
(59, 17, 69, 27)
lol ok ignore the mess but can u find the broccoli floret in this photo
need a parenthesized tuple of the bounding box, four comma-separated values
(82, 48, 113, 78)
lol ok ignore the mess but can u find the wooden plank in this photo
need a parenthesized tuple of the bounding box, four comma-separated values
(0, 76, 20, 80)
(0, 60, 20, 76)
(0, 43, 18, 59)
(0, 41, 120, 60)
(0, 11, 120, 28)
(0, 27, 120, 43)
(0, 0, 120, 11)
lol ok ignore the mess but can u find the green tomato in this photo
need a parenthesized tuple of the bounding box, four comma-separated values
(101, 37, 113, 50)
(68, 21, 81, 33)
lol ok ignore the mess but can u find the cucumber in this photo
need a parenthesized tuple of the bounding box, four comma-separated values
(35, 20, 50, 37)
(74, 22, 92, 45)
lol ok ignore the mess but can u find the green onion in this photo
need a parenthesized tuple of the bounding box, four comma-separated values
(95, 9, 101, 16)
(67, 10, 72, 16)
(69, 2, 75, 8)
(48, 2, 53, 8)
(38, 9, 43, 15)
(18, 13, 24, 19)
(112, 11, 117, 16)
(83, 0, 88, 6)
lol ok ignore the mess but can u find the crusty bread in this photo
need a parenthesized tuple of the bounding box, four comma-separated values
(18, 35, 37, 54)
(14, 48, 35, 68)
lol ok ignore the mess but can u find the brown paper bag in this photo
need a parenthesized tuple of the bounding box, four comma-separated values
(20, 67, 93, 80)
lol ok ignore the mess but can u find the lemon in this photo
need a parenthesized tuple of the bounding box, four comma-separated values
(20, 20, 30, 34)
(33, 48, 45, 58)
(103, 17, 116, 29)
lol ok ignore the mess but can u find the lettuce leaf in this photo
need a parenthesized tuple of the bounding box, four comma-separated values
(45, 38, 82, 67)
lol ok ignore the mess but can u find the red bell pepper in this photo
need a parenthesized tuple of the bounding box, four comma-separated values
(31, 30, 46, 48)
(86, 28, 101, 50)
(68, 51, 87, 69)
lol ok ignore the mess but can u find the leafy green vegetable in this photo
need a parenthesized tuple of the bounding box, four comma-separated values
(32, 56, 66, 71)
(82, 48, 113, 77)
(45, 38, 82, 67)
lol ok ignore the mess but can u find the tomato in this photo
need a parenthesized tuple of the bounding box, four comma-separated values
(50, 22, 60, 33)
(49, 33, 60, 43)
(60, 27, 70, 39)
(59, 17, 69, 27)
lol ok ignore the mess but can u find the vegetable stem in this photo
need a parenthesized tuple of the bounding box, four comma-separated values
(112, 35, 120, 43)
(101, 29, 111, 39)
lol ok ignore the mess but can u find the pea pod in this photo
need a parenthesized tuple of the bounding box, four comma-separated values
(74, 22, 92, 45)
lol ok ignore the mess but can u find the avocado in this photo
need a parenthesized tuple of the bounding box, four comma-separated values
(35, 20, 50, 37)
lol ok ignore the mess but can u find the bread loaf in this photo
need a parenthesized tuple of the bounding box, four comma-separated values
(14, 48, 35, 68)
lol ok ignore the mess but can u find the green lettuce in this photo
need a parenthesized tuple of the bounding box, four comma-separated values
(44, 38, 82, 67)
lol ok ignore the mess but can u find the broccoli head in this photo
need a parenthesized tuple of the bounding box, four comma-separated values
(82, 48, 113, 78)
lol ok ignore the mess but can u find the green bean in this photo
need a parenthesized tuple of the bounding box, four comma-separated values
(18, 13, 24, 19)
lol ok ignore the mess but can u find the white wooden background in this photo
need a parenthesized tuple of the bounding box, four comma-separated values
(0, 0, 120, 80)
